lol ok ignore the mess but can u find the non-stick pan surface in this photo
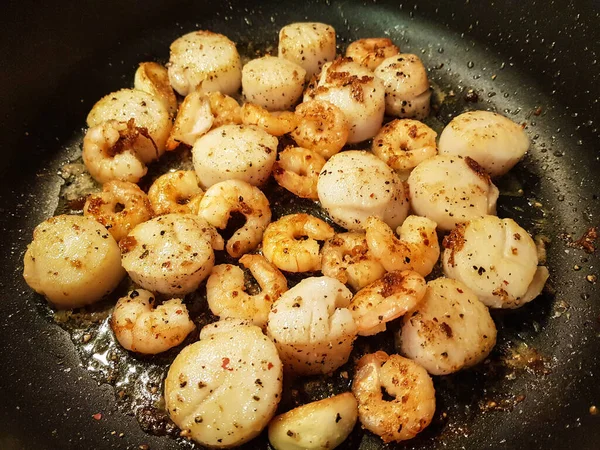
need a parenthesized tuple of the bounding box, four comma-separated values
(1, 0, 599, 449)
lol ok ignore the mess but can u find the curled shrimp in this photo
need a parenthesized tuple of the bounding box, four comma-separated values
(82, 120, 148, 183)
(345, 38, 400, 71)
(291, 100, 349, 159)
(349, 270, 426, 336)
(262, 213, 334, 272)
(241, 103, 298, 137)
(199, 180, 271, 258)
(321, 232, 385, 291)
(83, 180, 153, 242)
(365, 215, 440, 277)
(273, 146, 326, 199)
(208, 91, 242, 128)
(206, 254, 288, 326)
(372, 119, 437, 178)
(148, 170, 204, 216)
(111, 289, 195, 355)
(352, 351, 436, 443)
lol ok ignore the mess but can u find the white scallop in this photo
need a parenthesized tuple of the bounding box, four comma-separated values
(278, 22, 337, 80)
(317, 150, 409, 231)
(375, 54, 431, 119)
(438, 110, 530, 177)
(304, 58, 385, 143)
(192, 124, 278, 188)
(242, 56, 307, 111)
(167, 30, 242, 97)
(442, 215, 549, 308)
(398, 277, 497, 375)
(407, 155, 499, 231)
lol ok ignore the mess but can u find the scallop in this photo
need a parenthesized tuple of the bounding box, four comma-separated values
(242, 56, 307, 111)
(374, 54, 431, 119)
(278, 22, 337, 80)
(165, 320, 282, 448)
(134, 62, 178, 117)
(304, 57, 386, 143)
(438, 110, 530, 177)
(167, 30, 242, 96)
(23, 215, 125, 309)
(192, 124, 278, 188)
(407, 155, 499, 231)
(317, 150, 409, 231)
(442, 215, 549, 308)
(397, 277, 497, 375)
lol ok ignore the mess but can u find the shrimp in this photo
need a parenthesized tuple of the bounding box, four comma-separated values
(165, 320, 282, 448)
(345, 38, 400, 71)
(273, 146, 326, 199)
(365, 215, 440, 277)
(134, 62, 178, 117)
(266, 276, 356, 375)
(349, 270, 426, 336)
(199, 180, 271, 258)
(82, 120, 148, 184)
(208, 92, 242, 128)
(23, 215, 125, 309)
(166, 90, 214, 150)
(148, 170, 204, 216)
(372, 119, 438, 178)
(241, 103, 299, 137)
(206, 254, 288, 326)
(351, 351, 436, 443)
(242, 56, 306, 111)
(268, 393, 357, 450)
(262, 213, 334, 272)
(83, 180, 154, 242)
(291, 100, 349, 159)
(111, 289, 195, 354)
(120, 214, 224, 296)
(321, 232, 385, 291)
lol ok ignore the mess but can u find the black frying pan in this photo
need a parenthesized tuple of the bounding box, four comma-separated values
(1, 0, 599, 449)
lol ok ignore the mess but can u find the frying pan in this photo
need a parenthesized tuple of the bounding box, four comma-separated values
(1, 0, 599, 449)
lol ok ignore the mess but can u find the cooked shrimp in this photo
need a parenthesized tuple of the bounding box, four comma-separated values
(349, 270, 426, 336)
(321, 232, 385, 291)
(407, 155, 500, 231)
(267, 276, 356, 375)
(352, 351, 435, 443)
(372, 119, 438, 178)
(262, 213, 334, 272)
(304, 57, 385, 143)
(242, 56, 307, 111)
(206, 254, 288, 326)
(166, 90, 214, 150)
(120, 214, 224, 296)
(165, 320, 282, 448)
(317, 151, 409, 231)
(199, 180, 271, 258)
(111, 289, 195, 354)
(83, 180, 153, 242)
(438, 110, 530, 177)
(345, 38, 400, 71)
(208, 92, 242, 128)
(442, 215, 549, 308)
(291, 100, 349, 159)
(365, 215, 440, 277)
(375, 54, 431, 119)
(86, 88, 171, 159)
(278, 22, 337, 79)
(268, 393, 358, 450)
(167, 30, 242, 96)
(134, 62, 178, 117)
(82, 120, 148, 184)
(148, 170, 204, 216)
(398, 277, 497, 375)
(241, 103, 299, 137)
(273, 146, 326, 199)
(193, 124, 278, 188)
(23, 215, 125, 309)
